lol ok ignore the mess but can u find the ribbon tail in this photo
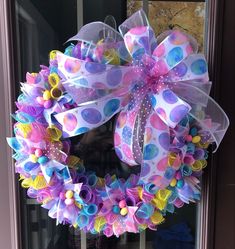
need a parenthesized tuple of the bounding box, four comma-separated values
(113, 217, 126, 237)
(114, 94, 151, 166)
(114, 107, 139, 166)
(125, 206, 138, 233)
(56, 199, 64, 225)
(139, 108, 173, 188)
(44, 199, 64, 225)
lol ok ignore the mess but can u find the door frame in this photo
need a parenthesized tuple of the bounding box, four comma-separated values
(199, 0, 227, 248)
(0, 1, 21, 249)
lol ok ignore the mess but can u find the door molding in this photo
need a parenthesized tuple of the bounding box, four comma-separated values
(199, 0, 226, 249)
(0, 1, 21, 249)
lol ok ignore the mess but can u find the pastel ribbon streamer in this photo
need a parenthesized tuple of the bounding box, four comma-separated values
(41, 160, 72, 184)
(84, 204, 98, 216)
(136, 203, 154, 219)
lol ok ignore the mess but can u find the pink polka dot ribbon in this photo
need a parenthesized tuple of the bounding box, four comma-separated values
(54, 10, 229, 186)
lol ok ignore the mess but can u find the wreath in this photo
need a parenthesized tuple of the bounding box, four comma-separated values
(7, 10, 229, 237)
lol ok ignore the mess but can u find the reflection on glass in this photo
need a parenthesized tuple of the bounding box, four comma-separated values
(127, 0, 143, 17)
(15, 0, 78, 82)
(148, 1, 206, 52)
(146, 205, 197, 249)
(127, 0, 206, 52)
(67, 227, 140, 249)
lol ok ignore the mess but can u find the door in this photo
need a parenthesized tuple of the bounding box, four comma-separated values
(0, 1, 234, 249)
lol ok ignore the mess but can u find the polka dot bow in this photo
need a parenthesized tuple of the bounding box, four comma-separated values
(54, 10, 229, 188)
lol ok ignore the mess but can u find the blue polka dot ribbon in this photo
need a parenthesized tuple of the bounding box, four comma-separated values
(40, 160, 72, 184)
(54, 10, 229, 187)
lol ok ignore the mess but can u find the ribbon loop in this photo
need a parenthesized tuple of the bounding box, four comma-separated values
(55, 96, 123, 138)
(119, 10, 149, 37)
(68, 22, 123, 45)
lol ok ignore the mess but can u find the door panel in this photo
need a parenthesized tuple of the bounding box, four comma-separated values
(11, 1, 229, 249)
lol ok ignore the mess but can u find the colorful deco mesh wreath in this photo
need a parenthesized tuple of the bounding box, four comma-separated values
(7, 10, 229, 237)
